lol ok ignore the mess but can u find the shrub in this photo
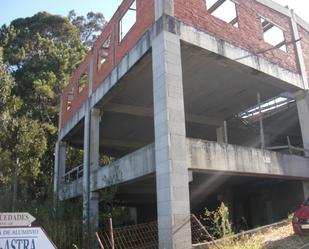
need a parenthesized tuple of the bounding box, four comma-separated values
(202, 202, 233, 239)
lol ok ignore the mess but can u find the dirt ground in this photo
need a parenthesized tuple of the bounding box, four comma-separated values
(262, 223, 309, 249)
(198, 221, 309, 249)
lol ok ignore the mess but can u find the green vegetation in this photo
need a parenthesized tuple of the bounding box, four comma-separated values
(0, 7, 107, 241)
(202, 202, 234, 239)
(0, 11, 86, 208)
(0, 9, 110, 248)
(203, 208, 309, 249)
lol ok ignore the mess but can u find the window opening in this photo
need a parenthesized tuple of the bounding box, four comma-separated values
(67, 88, 74, 111)
(78, 71, 88, 93)
(119, 0, 137, 42)
(261, 18, 287, 52)
(207, 0, 239, 28)
(98, 34, 111, 70)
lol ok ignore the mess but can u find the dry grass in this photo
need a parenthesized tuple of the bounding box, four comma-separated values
(263, 223, 309, 249)
(202, 222, 309, 249)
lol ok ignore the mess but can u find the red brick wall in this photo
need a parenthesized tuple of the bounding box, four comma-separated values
(298, 25, 309, 77)
(61, 0, 155, 128)
(93, 0, 155, 90)
(174, 0, 298, 73)
(61, 54, 90, 127)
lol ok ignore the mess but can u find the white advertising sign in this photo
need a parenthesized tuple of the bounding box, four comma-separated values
(0, 227, 57, 249)
(0, 213, 36, 227)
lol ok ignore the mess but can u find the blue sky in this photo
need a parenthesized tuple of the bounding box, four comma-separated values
(0, 0, 123, 26)
(0, 0, 308, 26)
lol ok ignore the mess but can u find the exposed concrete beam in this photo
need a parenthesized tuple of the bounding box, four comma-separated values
(104, 102, 223, 126)
(104, 102, 153, 117)
(180, 23, 304, 89)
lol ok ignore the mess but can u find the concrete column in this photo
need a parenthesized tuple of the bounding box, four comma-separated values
(82, 50, 97, 248)
(216, 121, 228, 143)
(90, 108, 101, 171)
(302, 181, 309, 201)
(53, 141, 66, 195)
(257, 92, 265, 149)
(89, 108, 101, 249)
(82, 103, 91, 247)
(290, 10, 308, 89)
(152, 31, 192, 249)
(83, 106, 101, 249)
(155, 0, 174, 20)
(89, 191, 100, 248)
(296, 91, 309, 156)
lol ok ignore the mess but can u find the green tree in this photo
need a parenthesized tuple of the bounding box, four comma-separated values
(0, 46, 15, 188)
(0, 12, 87, 204)
(0, 47, 48, 210)
(68, 10, 106, 47)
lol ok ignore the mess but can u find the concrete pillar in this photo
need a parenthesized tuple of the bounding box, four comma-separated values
(82, 51, 99, 248)
(82, 104, 91, 248)
(295, 91, 309, 201)
(152, 31, 192, 249)
(89, 191, 100, 248)
(302, 181, 309, 201)
(155, 0, 174, 20)
(89, 108, 101, 248)
(83, 106, 101, 248)
(296, 91, 309, 156)
(53, 141, 66, 195)
(90, 108, 101, 171)
(216, 121, 228, 143)
(290, 10, 308, 89)
(257, 92, 265, 149)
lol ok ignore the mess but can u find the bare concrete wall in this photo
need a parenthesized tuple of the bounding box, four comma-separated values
(60, 138, 309, 200)
(187, 138, 309, 178)
(59, 144, 155, 200)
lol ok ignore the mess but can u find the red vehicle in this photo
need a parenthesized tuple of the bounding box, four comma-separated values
(292, 199, 309, 235)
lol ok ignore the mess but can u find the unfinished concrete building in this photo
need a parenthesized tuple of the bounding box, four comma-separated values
(54, 0, 309, 248)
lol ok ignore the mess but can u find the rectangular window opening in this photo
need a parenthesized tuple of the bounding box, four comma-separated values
(78, 71, 88, 93)
(261, 18, 287, 52)
(119, 0, 137, 42)
(206, 0, 239, 28)
(98, 34, 111, 70)
(67, 88, 74, 111)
